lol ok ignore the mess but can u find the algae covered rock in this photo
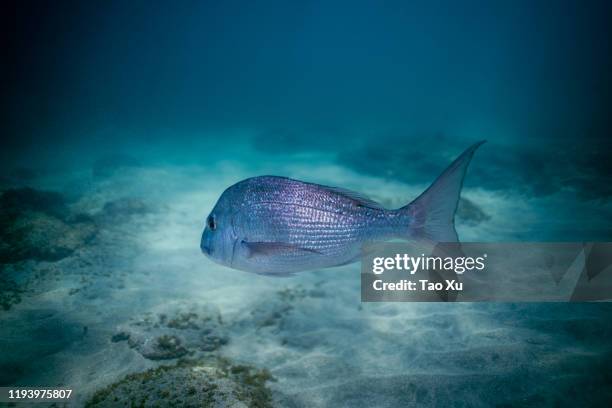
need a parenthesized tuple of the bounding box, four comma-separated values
(0, 212, 96, 263)
(137, 334, 189, 360)
(0, 188, 97, 263)
(113, 304, 228, 360)
(249, 284, 326, 331)
(85, 359, 274, 408)
(0, 187, 67, 221)
(0, 275, 23, 310)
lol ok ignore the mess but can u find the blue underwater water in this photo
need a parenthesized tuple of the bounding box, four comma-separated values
(2, 0, 612, 406)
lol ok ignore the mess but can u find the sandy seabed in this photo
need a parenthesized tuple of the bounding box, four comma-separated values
(1, 146, 611, 407)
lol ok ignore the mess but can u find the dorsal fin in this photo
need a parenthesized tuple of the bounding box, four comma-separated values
(320, 185, 385, 210)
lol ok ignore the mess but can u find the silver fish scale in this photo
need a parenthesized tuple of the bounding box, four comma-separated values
(231, 176, 395, 255)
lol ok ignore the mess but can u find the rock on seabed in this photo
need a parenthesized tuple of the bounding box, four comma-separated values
(85, 359, 274, 408)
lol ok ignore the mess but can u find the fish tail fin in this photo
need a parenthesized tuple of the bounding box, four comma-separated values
(399, 141, 485, 243)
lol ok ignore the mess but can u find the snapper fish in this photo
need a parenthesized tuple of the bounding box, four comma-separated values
(201, 142, 484, 276)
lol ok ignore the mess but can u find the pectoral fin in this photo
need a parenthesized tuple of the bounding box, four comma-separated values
(241, 241, 322, 258)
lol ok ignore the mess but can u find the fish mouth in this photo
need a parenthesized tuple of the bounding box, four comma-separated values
(200, 232, 211, 255)
(200, 243, 210, 255)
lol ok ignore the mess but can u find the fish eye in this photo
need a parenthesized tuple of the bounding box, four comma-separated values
(207, 215, 216, 231)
